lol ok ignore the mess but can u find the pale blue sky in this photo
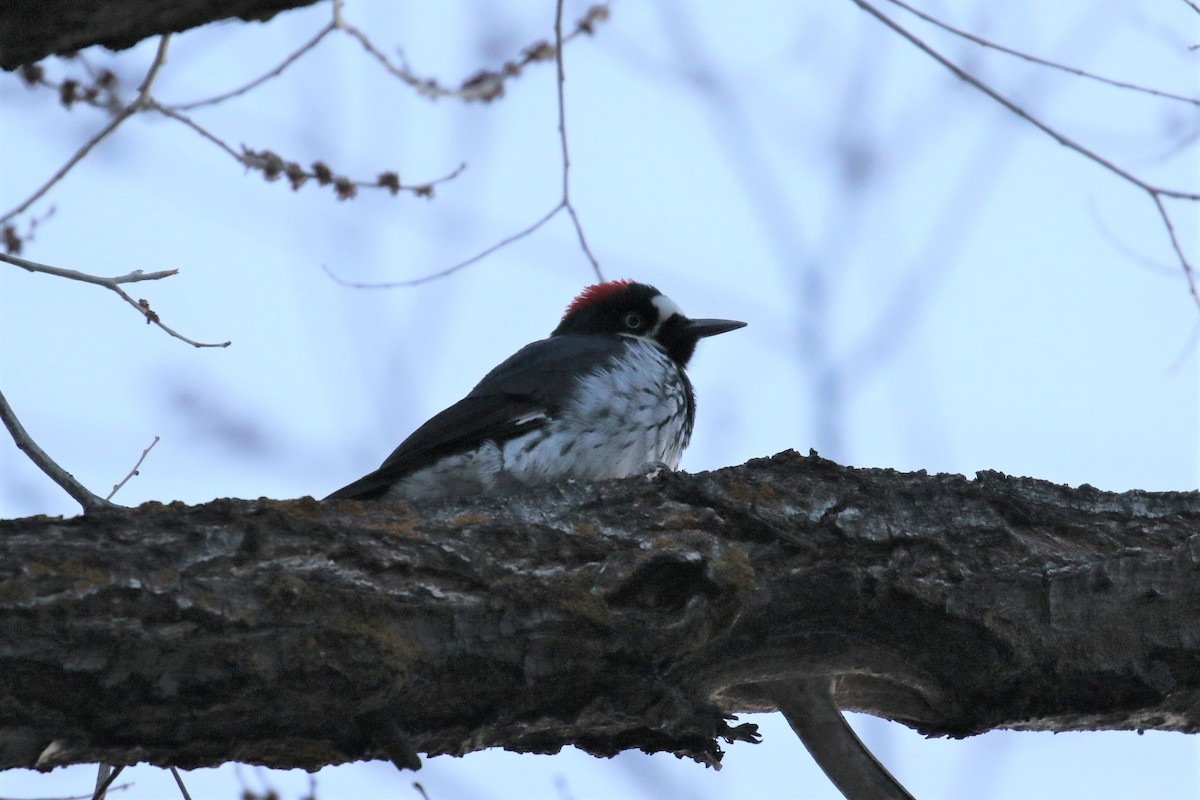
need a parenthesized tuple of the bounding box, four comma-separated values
(2, 1, 1198, 798)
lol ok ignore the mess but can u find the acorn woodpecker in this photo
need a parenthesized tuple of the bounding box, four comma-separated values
(326, 280, 745, 501)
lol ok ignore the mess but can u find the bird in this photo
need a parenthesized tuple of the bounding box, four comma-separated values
(326, 280, 745, 502)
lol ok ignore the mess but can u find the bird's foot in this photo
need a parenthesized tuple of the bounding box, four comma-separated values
(637, 460, 674, 481)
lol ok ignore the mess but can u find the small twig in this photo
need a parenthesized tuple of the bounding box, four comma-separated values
(169, 768, 193, 800)
(1, 37, 170, 226)
(849, 0, 1200, 303)
(1, 251, 232, 347)
(849, 1, 1198, 200)
(337, 21, 455, 99)
(105, 435, 160, 501)
(554, 0, 604, 281)
(90, 765, 125, 800)
(336, 1, 609, 103)
(762, 678, 916, 800)
(324, 204, 562, 288)
(93, 764, 111, 800)
(167, 22, 337, 111)
(155, 104, 466, 200)
(1154, 193, 1200, 305)
(884, 0, 1199, 106)
(151, 105, 242, 159)
(135, 36, 171, 101)
(326, 2, 611, 290)
(0, 109, 132, 225)
(0, 386, 113, 512)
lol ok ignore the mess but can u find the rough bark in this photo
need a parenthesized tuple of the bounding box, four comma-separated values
(0, 0, 320, 70)
(1, 450, 1199, 773)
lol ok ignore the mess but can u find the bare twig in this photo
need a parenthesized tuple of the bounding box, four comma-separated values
(1, 251, 231, 347)
(0, 387, 111, 513)
(328, 2, 609, 289)
(1154, 193, 1199, 299)
(5, 4, 612, 222)
(884, 0, 1199, 106)
(555, 0, 604, 281)
(763, 679, 916, 800)
(154, 104, 466, 200)
(6, 26, 467, 225)
(848, 1, 1197, 200)
(0, 110, 132, 225)
(168, 768, 193, 800)
(93, 765, 111, 800)
(1, 38, 171, 226)
(105, 435, 160, 501)
(849, 0, 1200, 303)
(135, 36, 171, 101)
(90, 765, 124, 800)
(168, 22, 337, 111)
(150, 105, 242, 159)
(335, 0, 609, 103)
(324, 204, 562, 287)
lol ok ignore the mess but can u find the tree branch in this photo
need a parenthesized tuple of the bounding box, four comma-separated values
(3, 451, 1200, 775)
(0, 388, 112, 512)
(883, 0, 1199, 106)
(0, 0, 321, 70)
(848, 0, 1200, 303)
(0, 251, 230, 348)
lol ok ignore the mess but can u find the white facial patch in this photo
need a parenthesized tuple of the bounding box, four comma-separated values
(650, 294, 684, 335)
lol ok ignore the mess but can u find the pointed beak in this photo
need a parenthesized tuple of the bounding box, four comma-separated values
(680, 317, 747, 338)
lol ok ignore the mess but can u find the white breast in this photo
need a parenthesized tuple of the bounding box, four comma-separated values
(501, 338, 692, 484)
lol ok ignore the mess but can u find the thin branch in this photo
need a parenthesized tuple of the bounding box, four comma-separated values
(168, 768, 193, 800)
(0, 386, 111, 513)
(0, 38, 170, 226)
(1088, 200, 1180, 276)
(105, 435, 160, 501)
(150, 105, 242, 159)
(555, 0, 604, 281)
(1154, 193, 1200, 304)
(135, 36, 171, 101)
(0, 255, 178, 286)
(848, 1, 1196, 200)
(763, 679, 916, 800)
(6, 28, 463, 226)
(0, 251, 232, 348)
(335, 0, 609, 103)
(324, 204, 563, 288)
(326, 3, 611, 289)
(154, 104, 465, 200)
(848, 0, 1200, 302)
(0, 109, 133, 225)
(90, 765, 124, 800)
(93, 765, 111, 800)
(337, 20, 457, 100)
(167, 23, 337, 111)
(884, 0, 1199, 106)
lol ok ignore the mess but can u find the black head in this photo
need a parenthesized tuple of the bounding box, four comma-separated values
(552, 280, 746, 367)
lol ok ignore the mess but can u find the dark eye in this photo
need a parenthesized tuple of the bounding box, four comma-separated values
(624, 312, 642, 329)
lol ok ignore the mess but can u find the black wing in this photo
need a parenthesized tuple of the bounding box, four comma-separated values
(325, 335, 623, 500)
